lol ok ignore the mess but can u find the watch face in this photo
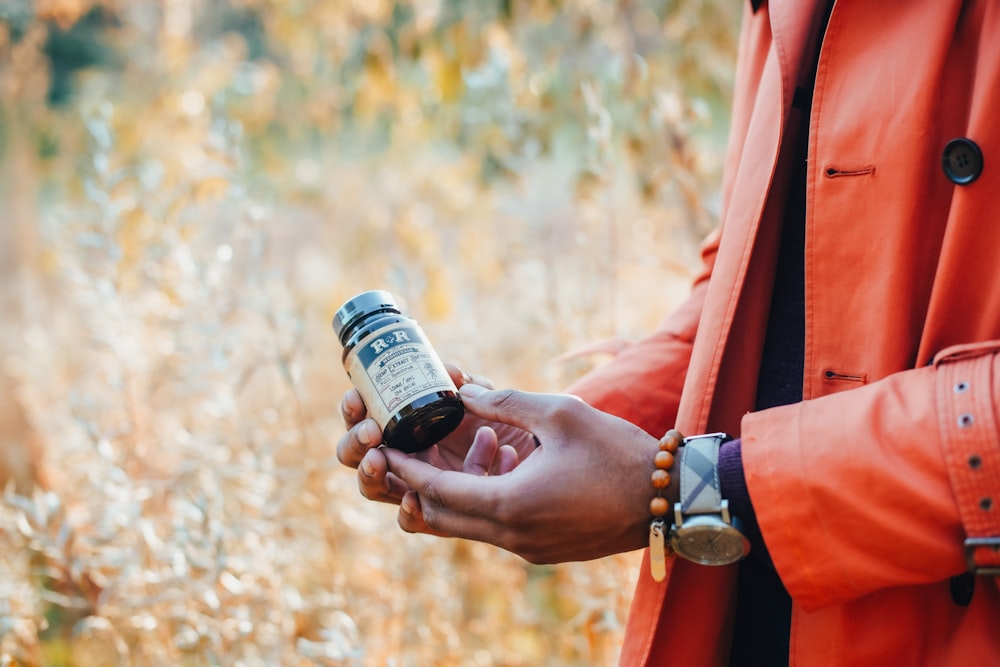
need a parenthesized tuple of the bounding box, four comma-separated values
(671, 516, 748, 566)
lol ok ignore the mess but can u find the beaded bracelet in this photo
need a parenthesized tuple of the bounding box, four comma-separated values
(649, 428, 683, 582)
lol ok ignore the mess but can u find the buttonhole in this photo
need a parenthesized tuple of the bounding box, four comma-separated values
(824, 165, 876, 178)
(823, 369, 866, 383)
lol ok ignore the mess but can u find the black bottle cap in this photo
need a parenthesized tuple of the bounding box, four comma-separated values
(332, 290, 401, 344)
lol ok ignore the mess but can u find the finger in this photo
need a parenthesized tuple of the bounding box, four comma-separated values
(384, 448, 505, 535)
(444, 363, 467, 387)
(463, 427, 499, 476)
(458, 384, 582, 437)
(397, 486, 508, 546)
(397, 491, 451, 538)
(494, 445, 519, 475)
(445, 363, 495, 390)
(340, 389, 367, 428)
(398, 491, 424, 532)
(358, 448, 410, 503)
(336, 418, 383, 469)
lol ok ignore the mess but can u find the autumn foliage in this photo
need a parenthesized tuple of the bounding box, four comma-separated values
(0, 1, 738, 665)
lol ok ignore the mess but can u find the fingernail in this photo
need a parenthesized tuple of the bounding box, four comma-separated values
(360, 455, 374, 476)
(460, 383, 486, 398)
(400, 495, 415, 515)
(357, 421, 374, 445)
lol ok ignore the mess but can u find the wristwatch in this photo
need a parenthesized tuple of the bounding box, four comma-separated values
(669, 433, 750, 565)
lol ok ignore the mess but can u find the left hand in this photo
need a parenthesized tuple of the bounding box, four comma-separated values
(384, 384, 665, 564)
(336, 364, 534, 535)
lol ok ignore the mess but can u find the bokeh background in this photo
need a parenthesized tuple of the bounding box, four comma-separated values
(0, 1, 739, 665)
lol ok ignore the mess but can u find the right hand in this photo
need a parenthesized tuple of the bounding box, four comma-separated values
(383, 386, 662, 563)
(335, 364, 537, 534)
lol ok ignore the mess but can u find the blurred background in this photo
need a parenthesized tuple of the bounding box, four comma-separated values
(0, 1, 738, 665)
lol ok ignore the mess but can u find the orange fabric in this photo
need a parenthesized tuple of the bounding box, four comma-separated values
(570, 0, 1000, 664)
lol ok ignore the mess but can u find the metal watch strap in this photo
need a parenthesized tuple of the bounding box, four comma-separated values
(679, 433, 728, 515)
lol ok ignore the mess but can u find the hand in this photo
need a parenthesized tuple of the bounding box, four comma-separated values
(336, 364, 537, 533)
(384, 385, 664, 564)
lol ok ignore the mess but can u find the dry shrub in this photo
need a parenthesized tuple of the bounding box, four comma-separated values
(0, 2, 737, 665)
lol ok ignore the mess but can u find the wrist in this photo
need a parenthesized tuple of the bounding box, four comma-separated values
(646, 429, 684, 581)
(717, 438, 754, 525)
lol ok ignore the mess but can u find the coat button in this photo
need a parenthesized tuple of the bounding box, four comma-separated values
(942, 138, 984, 185)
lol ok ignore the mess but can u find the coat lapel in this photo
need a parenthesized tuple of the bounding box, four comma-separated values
(674, 0, 828, 434)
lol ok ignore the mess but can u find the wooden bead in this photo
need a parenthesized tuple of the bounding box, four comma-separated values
(649, 496, 669, 517)
(649, 432, 681, 519)
(660, 429, 683, 453)
(654, 450, 674, 470)
(651, 469, 671, 489)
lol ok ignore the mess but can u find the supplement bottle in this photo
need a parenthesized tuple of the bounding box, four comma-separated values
(333, 290, 464, 453)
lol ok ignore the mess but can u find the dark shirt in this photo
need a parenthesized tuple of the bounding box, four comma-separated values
(718, 1, 835, 664)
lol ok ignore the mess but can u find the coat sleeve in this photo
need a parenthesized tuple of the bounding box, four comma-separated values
(564, 229, 721, 439)
(742, 340, 1000, 611)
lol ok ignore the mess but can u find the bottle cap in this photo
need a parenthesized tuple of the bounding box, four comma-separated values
(332, 290, 400, 344)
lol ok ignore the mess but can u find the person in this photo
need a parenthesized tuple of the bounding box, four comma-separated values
(337, 0, 1000, 664)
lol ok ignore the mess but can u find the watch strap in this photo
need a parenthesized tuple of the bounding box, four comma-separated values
(679, 433, 728, 515)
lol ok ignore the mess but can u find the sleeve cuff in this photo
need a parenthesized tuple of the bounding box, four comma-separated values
(719, 438, 755, 524)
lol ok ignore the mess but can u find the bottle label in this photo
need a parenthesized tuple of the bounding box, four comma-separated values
(345, 322, 456, 428)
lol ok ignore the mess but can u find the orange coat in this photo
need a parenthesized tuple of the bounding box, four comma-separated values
(569, 0, 1000, 664)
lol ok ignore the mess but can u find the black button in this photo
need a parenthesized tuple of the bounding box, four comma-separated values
(942, 138, 984, 185)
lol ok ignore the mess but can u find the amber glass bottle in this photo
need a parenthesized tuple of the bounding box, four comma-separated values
(333, 290, 464, 453)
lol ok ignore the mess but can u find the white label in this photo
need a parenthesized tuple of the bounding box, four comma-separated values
(344, 321, 456, 429)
